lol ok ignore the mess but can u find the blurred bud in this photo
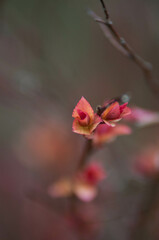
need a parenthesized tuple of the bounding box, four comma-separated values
(124, 107, 159, 127)
(75, 163, 106, 202)
(48, 178, 72, 197)
(74, 182, 97, 202)
(77, 163, 106, 185)
(90, 123, 131, 146)
(48, 162, 106, 202)
(134, 148, 159, 177)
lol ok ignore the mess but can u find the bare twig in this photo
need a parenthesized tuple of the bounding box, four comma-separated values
(88, 1, 159, 96)
(100, 0, 109, 20)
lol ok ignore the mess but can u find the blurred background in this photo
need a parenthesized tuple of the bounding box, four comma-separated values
(0, 0, 159, 239)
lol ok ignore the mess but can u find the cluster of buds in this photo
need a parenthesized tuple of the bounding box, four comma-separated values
(48, 96, 132, 202)
(72, 96, 131, 146)
(49, 97, 159, 202)
(48, 163, 106, 202)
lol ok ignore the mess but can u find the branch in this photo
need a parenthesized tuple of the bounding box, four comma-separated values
(76, 139, 93, 170)
(88, 1, 159, 96)
(130, 176, 159, 240)
(100, 0, 109, 20)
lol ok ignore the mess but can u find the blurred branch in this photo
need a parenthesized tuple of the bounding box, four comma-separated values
(88, 0, 159, 97)
(130, 176, 159, 240)
(77, 139, 93, 170)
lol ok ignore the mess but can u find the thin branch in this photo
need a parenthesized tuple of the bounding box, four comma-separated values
(100, 0, 109, 20)
(88, 1, 159, 96)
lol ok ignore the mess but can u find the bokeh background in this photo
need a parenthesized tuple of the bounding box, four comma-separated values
(0, 0, 159, 239)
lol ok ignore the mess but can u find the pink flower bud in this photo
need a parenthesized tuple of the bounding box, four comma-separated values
(72, 97, 101, 135)
(101, 101, 131, 126)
